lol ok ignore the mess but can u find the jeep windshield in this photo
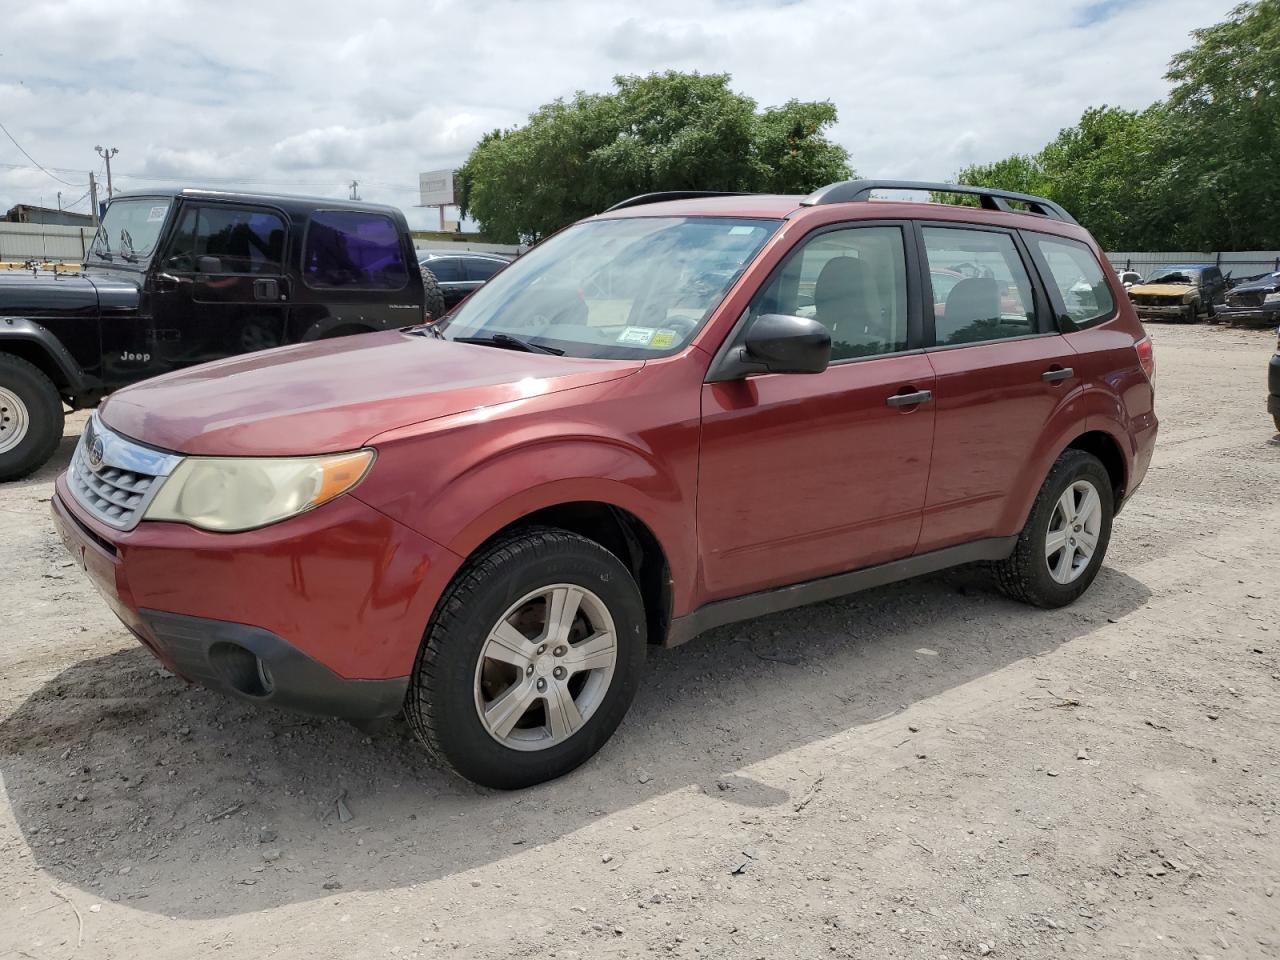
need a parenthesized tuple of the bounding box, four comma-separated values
(88, 198, 172, 264)
(435, 216, 778, 359)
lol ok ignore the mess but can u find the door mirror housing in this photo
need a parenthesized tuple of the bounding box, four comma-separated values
(741, 313, 831, 375)
(196, 255, 223, 274)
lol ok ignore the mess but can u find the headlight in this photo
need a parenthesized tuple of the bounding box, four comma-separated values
(1264, 292, 1280, 304)
(144, 450, 374, 532)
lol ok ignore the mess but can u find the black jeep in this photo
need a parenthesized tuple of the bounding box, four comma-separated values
(0, 188, 447, 480)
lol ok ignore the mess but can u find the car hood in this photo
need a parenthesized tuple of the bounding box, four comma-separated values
(1127, 283, 1195, 297)
(0, 269, 139, 318)
(1227, 273, 1280, 294)
(100, 331, 643, 456)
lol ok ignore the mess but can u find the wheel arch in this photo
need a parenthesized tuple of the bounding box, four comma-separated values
(462, 497, 674, 646)
(0, 319, 89, 398)
(1063, 429, 1127, 505)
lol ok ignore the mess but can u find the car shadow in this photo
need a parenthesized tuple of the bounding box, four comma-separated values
(0, 564, 1151, 919)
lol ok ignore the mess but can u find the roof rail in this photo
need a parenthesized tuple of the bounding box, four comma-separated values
(604, 190, 746, 213)
(799, 179, 1077, 225)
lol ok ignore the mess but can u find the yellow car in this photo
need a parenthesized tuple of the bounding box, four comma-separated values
(1126, 264, 1228, 323)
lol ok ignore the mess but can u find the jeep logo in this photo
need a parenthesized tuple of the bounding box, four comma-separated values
(121, 351, 152, 363)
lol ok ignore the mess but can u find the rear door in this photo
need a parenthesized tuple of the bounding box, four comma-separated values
(698, 221, 936, 600)
(915, 222, 1078, 552)
(425, 256, 471, 308)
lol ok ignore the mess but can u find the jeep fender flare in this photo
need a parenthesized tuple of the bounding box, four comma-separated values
(0, 317, 91, 395)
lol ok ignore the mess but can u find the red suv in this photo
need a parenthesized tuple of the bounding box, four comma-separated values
(52, 180, 1157, 789)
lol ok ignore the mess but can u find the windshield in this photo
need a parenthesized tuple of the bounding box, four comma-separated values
(437, 216, 779, 359)
(88, 198, 172, 264)
(1145, 267, 1199, 285)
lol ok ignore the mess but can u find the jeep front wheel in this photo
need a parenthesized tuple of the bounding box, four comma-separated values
(406, 527, 646, 788)
(0, 353, 64, 482)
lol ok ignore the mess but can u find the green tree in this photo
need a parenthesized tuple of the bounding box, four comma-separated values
(1164, 0, 1280, 248)
(456, 72, 852, 243)
(944, 1, 1280, 250)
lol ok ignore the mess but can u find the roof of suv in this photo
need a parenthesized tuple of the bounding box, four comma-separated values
(595, 180, 1089, 240)
(109, 187, 404, 217)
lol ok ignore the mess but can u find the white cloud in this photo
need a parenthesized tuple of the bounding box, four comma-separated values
(0, 0, 1236, 229)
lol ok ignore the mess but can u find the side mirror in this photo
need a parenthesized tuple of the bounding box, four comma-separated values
(742, 313, 831, 375)
(196, 255, 224, 274)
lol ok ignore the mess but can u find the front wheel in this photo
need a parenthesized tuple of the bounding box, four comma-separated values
(994, 449, 1114, 608)
(405, 527, 646, 789)
(0, 353, 64, 482)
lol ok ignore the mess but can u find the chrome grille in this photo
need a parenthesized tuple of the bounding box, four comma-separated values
(67, 414, 183, 531)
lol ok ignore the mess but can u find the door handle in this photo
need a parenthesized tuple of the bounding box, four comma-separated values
(1042, 366, 1074, 383)
(152, 273, 179, 293)
(886, 389, 933, 408)
(253, 278, 281, 301)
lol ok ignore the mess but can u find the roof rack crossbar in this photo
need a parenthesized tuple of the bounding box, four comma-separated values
(604, 191, 747, 213)
(799, 179, 1077, 225)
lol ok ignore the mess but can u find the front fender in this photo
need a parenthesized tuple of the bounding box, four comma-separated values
(0, 316, 91, 392)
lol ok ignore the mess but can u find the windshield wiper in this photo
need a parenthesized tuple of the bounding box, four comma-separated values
(452, 333, 565, 355)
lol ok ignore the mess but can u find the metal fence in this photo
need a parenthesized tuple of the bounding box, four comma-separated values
(1107, 251, 1280, 280)
(0, 222, 95, 263)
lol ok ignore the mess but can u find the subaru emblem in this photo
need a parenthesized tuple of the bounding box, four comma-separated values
(88, 435, 105, 470)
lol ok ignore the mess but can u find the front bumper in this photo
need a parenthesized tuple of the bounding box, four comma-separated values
(1132, 303, 1193, 320)
(51, 479, 462, 719)
(1219, 303, 1280, 326)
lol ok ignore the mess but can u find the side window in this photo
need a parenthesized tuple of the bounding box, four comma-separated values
(922, 227, 1036, 345)
(748, 225, 909, 361)
(465, 257, 504, 281)
(425, 258, 463, 282)
(165, 205, 285, 275)
(1027, 234, 1116, 328)
(303, 211, 408, 289)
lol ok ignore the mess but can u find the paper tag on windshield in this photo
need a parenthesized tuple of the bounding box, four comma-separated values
(651, 329, 677, 348)
(617, 326, 656, 345)
(146, 206, 168, 222)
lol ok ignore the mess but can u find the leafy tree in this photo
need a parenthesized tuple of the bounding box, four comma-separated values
(456, 72, 852, 243)
(945, 1, 1280, 250)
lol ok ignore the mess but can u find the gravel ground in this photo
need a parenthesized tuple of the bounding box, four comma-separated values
(1, 323, 1277, 960)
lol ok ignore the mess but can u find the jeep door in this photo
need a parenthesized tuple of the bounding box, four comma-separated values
(698, 222, 936, 600)
(149, 201, 290, 369)
(913, 223, 1079, 552)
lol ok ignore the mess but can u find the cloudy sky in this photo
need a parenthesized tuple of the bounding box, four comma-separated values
(0, 0, 1234, 230)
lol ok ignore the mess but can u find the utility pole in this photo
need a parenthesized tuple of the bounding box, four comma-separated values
(57, 191, 62, 212)
(94, 145, 118, 197)
(88, 172, 100, 227)
(349, 179, 360, 201)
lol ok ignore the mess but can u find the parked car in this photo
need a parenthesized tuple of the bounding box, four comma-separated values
(417, 249, 511, 310)
(1126, 264, 1228, 323)
(1268, 325, 1280, 436)
(0, 188, 446, 481)
(1217, 271, 1280, 327)
(52, 180, 1157, 789)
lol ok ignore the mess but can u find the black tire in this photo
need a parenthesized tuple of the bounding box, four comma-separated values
(993, 449, 1114, 608)
(421, 267, 447, 321)
(0, 353, 64, 483)
(405, 527, 646, 789)
(1273, 413, 1280, 434)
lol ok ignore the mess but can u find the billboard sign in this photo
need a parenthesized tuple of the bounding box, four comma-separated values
(419, 169, 455, 207)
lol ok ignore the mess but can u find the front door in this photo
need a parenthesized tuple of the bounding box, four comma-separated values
(698, 222, 935, 601)
(148, 202, 290, 370)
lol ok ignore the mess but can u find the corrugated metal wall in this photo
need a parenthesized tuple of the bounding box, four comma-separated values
(0, 222, 94, 262)
(1107, 251, 1280, 280)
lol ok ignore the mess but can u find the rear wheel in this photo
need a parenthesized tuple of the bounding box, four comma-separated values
(0, 353, 64, 482)
(994, 449, 1113, 608)
(405, 527, 646, 788)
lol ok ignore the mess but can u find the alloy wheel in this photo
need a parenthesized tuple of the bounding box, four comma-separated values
(1045, 479, 1102, 584)
(473, 584, 618, 751)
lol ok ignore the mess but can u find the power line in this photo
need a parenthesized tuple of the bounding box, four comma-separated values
(0, 118, 80, 187)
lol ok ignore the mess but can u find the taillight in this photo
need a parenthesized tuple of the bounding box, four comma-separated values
(1135, 335, 1155, 382)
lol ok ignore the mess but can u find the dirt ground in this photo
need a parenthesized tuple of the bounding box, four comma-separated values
(0, 323, 1277, 960)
